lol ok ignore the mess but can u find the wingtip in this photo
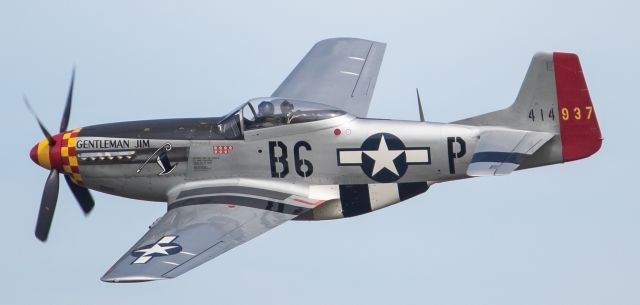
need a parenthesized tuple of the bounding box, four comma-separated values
(100, 275, 167, 283)
(316, 37, 386, 46)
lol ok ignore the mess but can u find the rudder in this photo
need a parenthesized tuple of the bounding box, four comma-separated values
(553, 52, 602, 161)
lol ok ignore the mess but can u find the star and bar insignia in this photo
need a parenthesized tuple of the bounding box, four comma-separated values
(337, 133, 431, 183)
(131, 236, 182, 264)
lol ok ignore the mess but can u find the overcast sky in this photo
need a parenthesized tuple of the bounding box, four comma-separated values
(1, 0, 638, 304)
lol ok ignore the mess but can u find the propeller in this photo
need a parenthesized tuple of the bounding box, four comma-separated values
(26, 68, 95, 242)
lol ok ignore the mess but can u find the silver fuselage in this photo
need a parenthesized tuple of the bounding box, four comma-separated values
(76, 113, 560, 213)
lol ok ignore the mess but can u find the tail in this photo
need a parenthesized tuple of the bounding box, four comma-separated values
(455, 52, 602, 162)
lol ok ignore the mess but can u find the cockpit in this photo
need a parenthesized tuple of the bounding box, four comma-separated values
(218, 98, 347, 139)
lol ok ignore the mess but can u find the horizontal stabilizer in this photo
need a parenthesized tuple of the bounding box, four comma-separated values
(467, 130, 554, 176)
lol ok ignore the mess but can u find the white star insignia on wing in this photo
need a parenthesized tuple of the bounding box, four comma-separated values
(134, 243, 179, 257)
(132, 236, 180, 264)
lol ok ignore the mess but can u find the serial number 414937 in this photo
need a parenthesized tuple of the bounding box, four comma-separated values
(528, 106, 593, 122)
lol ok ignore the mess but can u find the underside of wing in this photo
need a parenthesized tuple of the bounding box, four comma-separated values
(467, 129, 555, 176)
(101, 181, 332, 283)
(272, 37, 386, 118)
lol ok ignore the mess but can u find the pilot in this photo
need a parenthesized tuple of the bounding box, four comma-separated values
(280, 100, 295, 123)
(258, 101, 274, 117)
(257, 101, 276, 127)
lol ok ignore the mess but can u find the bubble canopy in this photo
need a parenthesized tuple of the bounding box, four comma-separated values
(218, 98, 347, 137)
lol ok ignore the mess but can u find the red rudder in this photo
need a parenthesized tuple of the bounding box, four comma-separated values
(554, 52, 603, 162)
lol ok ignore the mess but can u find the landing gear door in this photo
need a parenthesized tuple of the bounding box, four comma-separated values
(186, 141, 216, 180)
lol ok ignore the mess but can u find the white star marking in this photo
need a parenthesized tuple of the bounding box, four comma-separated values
(135, 243, 178, 257)
(133, 236, 180, 264)
(363, 135, 404, 176)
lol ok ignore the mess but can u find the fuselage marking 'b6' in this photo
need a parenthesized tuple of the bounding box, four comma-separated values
(269, 141, 313, 178)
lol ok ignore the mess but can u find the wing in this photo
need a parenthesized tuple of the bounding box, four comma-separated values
(272, 37, 386, 118)
(466, 129, 554, 176)
(101, 180, 334, 283)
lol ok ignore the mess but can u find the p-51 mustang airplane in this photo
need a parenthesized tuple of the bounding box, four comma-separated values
(27, 38, 602, 283)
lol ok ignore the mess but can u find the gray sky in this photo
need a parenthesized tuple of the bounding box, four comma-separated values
(1, 0, 638, 304)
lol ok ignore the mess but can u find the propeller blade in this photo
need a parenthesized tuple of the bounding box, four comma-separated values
(59, 68, 75, 133)
(24, 95, 55, 145)
(35, 169, 60, 242)
(64, 175, 95, 214)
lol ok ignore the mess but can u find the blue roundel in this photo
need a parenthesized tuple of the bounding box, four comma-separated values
(360, 133, 408, 183)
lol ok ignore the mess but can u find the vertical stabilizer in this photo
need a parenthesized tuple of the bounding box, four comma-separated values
(455, 52, 602, 162)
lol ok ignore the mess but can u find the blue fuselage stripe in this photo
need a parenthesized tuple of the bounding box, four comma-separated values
(470, 152, 527, 164)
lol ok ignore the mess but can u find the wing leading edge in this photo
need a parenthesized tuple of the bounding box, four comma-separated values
(272, 37, 386, 118)
(101, 181, 332, 283)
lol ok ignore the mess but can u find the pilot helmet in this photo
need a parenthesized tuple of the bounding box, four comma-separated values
(280, 100, 294, 113)
(258, 101, 274, 116)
